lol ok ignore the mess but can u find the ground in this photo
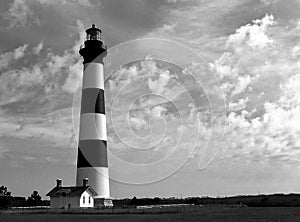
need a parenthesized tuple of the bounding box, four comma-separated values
(1, 207, 300, 222)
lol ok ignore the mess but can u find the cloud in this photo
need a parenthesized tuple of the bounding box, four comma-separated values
(231, 75, 255, 96)
(104, 55, 217, 171)
(0, 44, 28, 70)
(0, 20, 86, 154)
(260, 0, 280, 6)
(106, 7, 300, 172)
(21, 155, 35, 161)
(34, 0, 92, 6)
(148, 70, 172, 94)
(4, 0, 39, 29)
(61, 60, 82, 93)
(226, 14, 275, 51)
(228, 98, 249, 112)
(198, 11, 300, 167)
(150, 105, 167, 118)
(209, 53, 239, 80)
(32, 42, 43, 55)
(0, 20, 85, 108)
(129, 116, 147, 131)
(166, 0, 178, 3)
(220, 73, 300, 165)
(45, 156, 59, 163)
(3, 0, 93, 29)
(292, 45, 300, 58)
(0, 145, 8, 158)
(0, 109, 75, 149)
(209, 14, 278, 104)
(1, 0, 300, 195)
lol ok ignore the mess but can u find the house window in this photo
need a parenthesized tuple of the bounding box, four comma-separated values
(83, 196, 85, 204)
(89, 196, 91, 204)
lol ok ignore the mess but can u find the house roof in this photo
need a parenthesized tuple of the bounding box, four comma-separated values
(46, 186, 97, 197)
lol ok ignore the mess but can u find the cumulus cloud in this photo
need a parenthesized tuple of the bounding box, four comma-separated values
(61, 60, 82, 93)
(129, 116, 147, 131)
(209, 53, 239, 80)
(226, 14, 275, 51)
(231, 75, 255, 96)
(0, 45, 79, 109)
(209, 14, 278, 104)
(220, 73, 300, 164)
(0, 20, 85, 152)
(150, 106, 167, 118)
(292, 45, 300, 58)
(2, 0, 300, 194)
(104, 55, 218, 169)
(148, 70, 172, 94)
(228, 98, 249, 112)
(205, 12, 300, 167)
(0, 44, 28, 70)
(32, 42, 43, 55)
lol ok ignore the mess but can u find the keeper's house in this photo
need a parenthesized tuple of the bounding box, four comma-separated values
(46, 178, 96, 208)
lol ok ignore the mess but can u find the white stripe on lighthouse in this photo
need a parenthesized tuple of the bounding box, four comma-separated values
(79, 113, 107, 141)
(82, 63, 104, 90)
(76, 167, 110, 198)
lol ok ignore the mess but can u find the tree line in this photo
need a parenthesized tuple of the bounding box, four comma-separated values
(114, 194, 300, 208)
(0, 186, 49, 209)
(2, 184, 300, 209)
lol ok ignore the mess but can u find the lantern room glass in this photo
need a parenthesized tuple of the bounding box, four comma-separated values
(86, 33, 103, 41)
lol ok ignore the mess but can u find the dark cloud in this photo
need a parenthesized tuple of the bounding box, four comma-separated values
(218, 0, 300, 36)
(99, 0, 171, 45)
(214, 0, 271, 36)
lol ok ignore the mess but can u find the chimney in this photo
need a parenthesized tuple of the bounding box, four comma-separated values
(56, 179, 62, 188)
(83, 178, 88, 187)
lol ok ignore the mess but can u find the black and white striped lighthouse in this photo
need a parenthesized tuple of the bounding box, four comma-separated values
(76, 24, 112, 207)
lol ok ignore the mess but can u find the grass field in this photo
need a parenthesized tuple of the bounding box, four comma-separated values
(0, 207, 300, 222)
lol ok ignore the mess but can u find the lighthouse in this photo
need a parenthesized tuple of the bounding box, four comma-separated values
(76, 24, 112, 207)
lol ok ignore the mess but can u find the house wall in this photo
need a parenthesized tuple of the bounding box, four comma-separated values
(67, 196, 80, 208)
(50, 197, 60, 208)
(50, 196, 80, 209)
(80, 190, 94, 208)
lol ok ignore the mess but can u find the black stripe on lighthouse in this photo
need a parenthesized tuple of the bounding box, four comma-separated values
(77, 140, 108, 168)
(81, 88, 105, 114)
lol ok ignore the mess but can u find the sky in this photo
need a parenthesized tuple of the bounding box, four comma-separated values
(0, 0, 300, 199)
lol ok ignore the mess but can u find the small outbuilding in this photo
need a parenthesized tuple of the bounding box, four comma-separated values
(46, 178, 97, 209)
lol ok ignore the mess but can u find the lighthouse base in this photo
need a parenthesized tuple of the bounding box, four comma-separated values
(94, 198, 113, 208)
